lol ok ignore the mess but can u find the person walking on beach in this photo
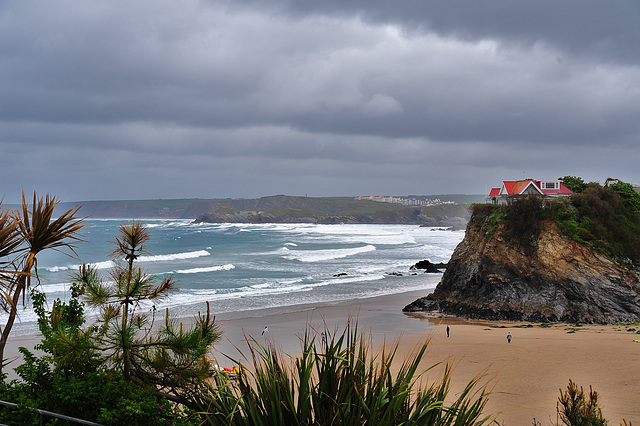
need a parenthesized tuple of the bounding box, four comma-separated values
(506, 332, 512, 343)
(262, 326, 268, 336)
(446, 325, 450, 338)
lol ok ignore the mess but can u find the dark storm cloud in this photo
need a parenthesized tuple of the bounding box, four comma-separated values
(248, 0, 640, 65)
(0, 0, 638, 202)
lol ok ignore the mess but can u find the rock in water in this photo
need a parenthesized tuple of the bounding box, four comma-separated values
(404, 218, 640, 324)
(410, 260, 448, 273)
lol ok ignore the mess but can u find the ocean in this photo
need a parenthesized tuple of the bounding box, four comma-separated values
(6, 220, 464, 336)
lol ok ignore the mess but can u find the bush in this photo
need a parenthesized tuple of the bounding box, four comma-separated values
(560, 176, 588, 193)
(551, 182, 640, 267)
(0, 350, 191, 425)
(501, 195, 547, 252)
(609, 181, 640, 215)
(558, 380, 606, 425)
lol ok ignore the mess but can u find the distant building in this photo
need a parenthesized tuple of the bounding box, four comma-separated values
(488, 179, 573, 205)
(355, 195, 455, 206)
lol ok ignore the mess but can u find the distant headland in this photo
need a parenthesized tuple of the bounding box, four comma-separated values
(51, 194, 484, 227)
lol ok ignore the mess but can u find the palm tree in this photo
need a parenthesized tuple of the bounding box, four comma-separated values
(0, 192, 85, 374)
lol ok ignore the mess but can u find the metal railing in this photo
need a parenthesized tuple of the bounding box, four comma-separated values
(0, 399, 102, 425)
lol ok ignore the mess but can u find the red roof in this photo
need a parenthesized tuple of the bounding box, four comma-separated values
(541, 182, 573, 195)
(502, 181, 517, 194)
(511, 180, 540, 195)
(489, 179, 573, 197)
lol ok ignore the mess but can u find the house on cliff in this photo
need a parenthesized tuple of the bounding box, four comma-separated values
(488, 179, 573, 205)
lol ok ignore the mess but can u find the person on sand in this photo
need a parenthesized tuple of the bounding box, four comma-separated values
(506, 332, 512, 343)
(262, 326, 268, 336)
(446, 325, 450, 338)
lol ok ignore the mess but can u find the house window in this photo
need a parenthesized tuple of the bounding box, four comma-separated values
(542, 181, 559, 190)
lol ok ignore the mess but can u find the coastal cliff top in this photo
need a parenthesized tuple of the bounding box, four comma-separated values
(404, 180, 640, 324)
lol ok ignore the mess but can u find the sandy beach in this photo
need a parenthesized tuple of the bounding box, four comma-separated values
(6, 290, 640, 424)
(210, 290, 640, 425)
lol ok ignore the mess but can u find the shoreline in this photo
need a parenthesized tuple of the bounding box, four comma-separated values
(5, 289, 640, 424)
(209, 289, 434, 360)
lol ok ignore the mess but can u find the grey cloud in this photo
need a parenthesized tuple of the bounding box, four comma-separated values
(247, 0, 640, 65)
(0, 0, 638, 202)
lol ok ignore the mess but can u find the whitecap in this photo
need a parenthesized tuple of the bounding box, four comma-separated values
(43, 266, 70, 273)
(281, 245, 376, 262)
(174, 264, 235, 274)
(91, 260, 115, 270)
(137, 250, 210, 263)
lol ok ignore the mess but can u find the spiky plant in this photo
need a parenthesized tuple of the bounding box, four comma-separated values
(0, 192, 84, 374)
(558, 380, 607, 426)
(73, 221, 221, 408)
(198, 322, 496, 425)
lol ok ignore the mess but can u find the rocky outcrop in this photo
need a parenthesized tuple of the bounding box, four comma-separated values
(404, 219, 640, 324)
(410, 260, 448, 273)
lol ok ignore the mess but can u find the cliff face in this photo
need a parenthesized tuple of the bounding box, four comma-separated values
(404, 218, 640, 324)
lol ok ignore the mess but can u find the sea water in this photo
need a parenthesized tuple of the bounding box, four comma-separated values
(5, 220, 464, 336)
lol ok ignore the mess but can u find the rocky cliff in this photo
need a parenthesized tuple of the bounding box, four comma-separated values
(404, 217, 640, 324)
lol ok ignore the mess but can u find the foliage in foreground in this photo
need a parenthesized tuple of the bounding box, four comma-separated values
(69, 222, 221, 408)
(557, 379, 632, 425)
(558, 380, 607, 426)
(0, 353, 189, 425)
(0, 221, 222, 424)
(197, 323, 496, 425)
(0, 192, 84, 376)
(0, 289, 192, 425)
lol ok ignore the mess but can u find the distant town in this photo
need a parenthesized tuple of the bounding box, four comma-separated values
(355, 196, 456, 206)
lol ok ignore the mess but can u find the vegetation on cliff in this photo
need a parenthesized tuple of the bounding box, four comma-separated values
(471, 179, 640, 268)
(406, 178, 640, 324)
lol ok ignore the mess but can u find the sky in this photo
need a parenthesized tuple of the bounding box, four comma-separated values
(1, 1, 639, 203)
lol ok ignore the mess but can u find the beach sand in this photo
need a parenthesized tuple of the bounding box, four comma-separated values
(5, 290, 640, 424)
(210, 290, 640, 425)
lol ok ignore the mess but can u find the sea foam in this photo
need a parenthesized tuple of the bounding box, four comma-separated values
(138, 250, 211, 262)
(173, 264, 235, 274)
(281, 245, 376, 262)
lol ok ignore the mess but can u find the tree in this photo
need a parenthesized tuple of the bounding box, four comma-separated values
(609, 180, 640, 215)
(559, 176, 588, 193)
(72, 221, 221, 408)
(0, 192, 84, 375)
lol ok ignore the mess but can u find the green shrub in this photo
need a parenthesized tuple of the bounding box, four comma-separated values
(560, 176, 588, 193)
(610, 181, 640, 215)
(558, 380, 606, 425)
(549, 182, 640, 267)
(0, 350, 190, 425)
